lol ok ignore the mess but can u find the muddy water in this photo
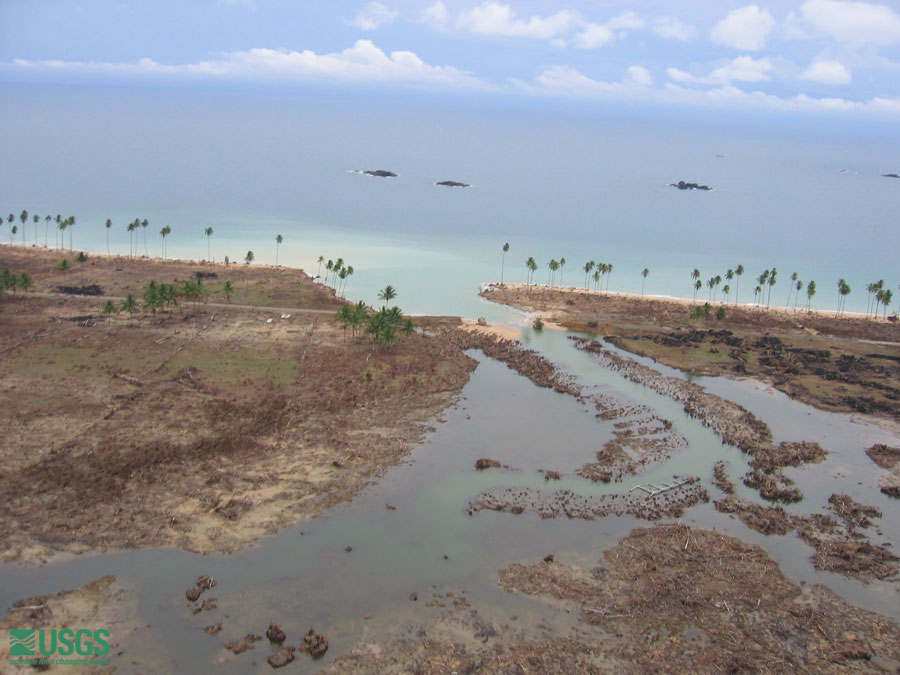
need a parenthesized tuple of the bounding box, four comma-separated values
(1, 329, 898, 672)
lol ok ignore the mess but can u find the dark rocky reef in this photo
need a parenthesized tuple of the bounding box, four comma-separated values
(670, 180, 711, 191)
(363, 169, 397, 178)
(882, 173, 899, 179)
(435, 180, 471, 188)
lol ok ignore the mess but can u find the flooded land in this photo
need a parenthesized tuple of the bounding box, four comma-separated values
(1, 249, 899, 673)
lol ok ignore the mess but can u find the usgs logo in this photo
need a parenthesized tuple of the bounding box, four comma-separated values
(10, 628, 111, 657)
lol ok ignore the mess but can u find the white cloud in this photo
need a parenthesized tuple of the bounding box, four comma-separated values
(654, 17, 697, 42)
(800, 0, 900, 45)
(800, 58, 852, 83)
(419, 1, 449, 28)
(572, 23, 614, 48)
(8, 40, 492, 90)
(607, 11, 645, 32)
(457, 2, 577, 40)
(664, 56, 773, 85)
(627, 65, 653, 86)
(708, 55, 773, 83)
(351, 2, 399, 31)
(710, 5, 775, 50)
(521, 65, 900, 115)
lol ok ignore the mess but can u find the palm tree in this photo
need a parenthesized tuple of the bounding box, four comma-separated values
(691, 269, 700, 301)
(336, 303, 354, 339)
(316, 256, 324, 278)
(753, 285, 762, 307)
(43, 215, 50, 247)
(18, 272, 33, 308)
(402, 317, 416, 337)
(76, 251, 88, 284)
(9, 225, 16, 244)
(525, 257, 537, 287)
(835, 278, 851, 317)
(378, 284, 397, 307)
(559, 257, 566, 287)
(694, 279, 702, 299)
(547, 259, 559, 287)
(101, 299, 118, 325)
(501, 242, 510, 285)
(713, 275, 722, 301)
(787, 272, 798, 308)
(605, 263, 613, 293)
(734, 264, 744, 306)
(54, 214, 61, 249)
(793, 279, 802, 311)
(341, 265, 354, 296)
(19, 210, 28, 244)
(640, 268, 649, 297)
(244, 250, 254, 264)
(707, 277, 715, 302)
(160, 225, 171, 259)
(806, 280, 816, 312)
(66, 216, 75, 250)
(57, 258, 70, 273)
(205, 227, 214, 262)
(222, 280, 234, 303)
(127, 220, 137, 258)
(121, 293, 138, 324)
(140, 218, 149, 256)
(583, 261, 595, 290)
(767, 267, 777, 308)
(275, 234, 283, 266)
(325, 259, 334, 285)
(105, 218, 112, 255)
(32, 213, 39, 245)
(722, 284, 730, 304)
(880, 289, 893, 320)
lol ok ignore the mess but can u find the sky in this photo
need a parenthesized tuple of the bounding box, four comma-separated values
(1, 0, 899, 118)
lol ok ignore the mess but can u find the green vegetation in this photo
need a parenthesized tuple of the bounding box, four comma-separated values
(245, 250, 254, 264)
(275, 233, 283, 266)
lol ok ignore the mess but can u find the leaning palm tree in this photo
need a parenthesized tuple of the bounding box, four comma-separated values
(694, 279, 702, 299)
(767, 267, 777, 308)
(880, 289, 893, 320)
(204, 227, 214, 262)
(378, 284, 397, 307)
(547, 259, 559, 287)
(793, 279, 803, 311)
(501, 242, 510, 285)
(640, 268, 649, 297)
(275, 234, 283, 266)
(691, 269, 701, 300)
(127, 220, 137, 258)
(806, 280, 816, 312)
(787, 272, 798, 308)
(105, 218, 112, 255)
(753, 285, 762, 308)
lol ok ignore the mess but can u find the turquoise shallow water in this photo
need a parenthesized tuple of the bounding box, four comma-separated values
(2, 83, 899, 316)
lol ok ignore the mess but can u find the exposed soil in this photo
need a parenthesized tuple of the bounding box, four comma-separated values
(867, 444, 900, 498)
(329, 525, 900, 673)
(483, 284, 900, 418)
(0, 248, 476, 563)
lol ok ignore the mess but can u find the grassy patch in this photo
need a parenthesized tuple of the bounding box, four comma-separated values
(168, 350, 296, 389)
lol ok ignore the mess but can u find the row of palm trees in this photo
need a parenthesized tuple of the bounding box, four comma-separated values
(2, 212, 78, 250)
(501, 245, 896, 319)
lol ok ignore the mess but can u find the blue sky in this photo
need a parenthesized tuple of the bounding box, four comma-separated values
(1, 0, 899, 117)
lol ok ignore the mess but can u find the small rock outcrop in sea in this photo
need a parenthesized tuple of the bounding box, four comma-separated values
(363, 169, 397, 178)
(435, 180, 471, 187)
(882, 173, 900, 179)
(670, 180, 712, 191)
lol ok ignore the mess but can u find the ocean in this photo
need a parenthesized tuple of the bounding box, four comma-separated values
(2, 82, 898, 319)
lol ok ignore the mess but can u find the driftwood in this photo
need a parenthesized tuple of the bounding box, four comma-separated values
(114, 373, 147, 386)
